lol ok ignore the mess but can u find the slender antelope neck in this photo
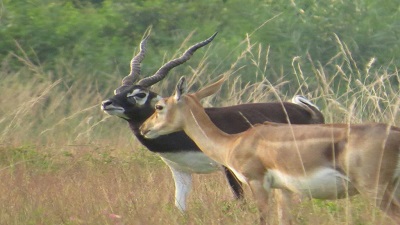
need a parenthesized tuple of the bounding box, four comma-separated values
(180, 95, 237, 164)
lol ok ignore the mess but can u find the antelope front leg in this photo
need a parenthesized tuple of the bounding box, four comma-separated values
(168, 166, 193, 212)
(248, 179, 271, 225)
(274, 189, 294, 225)
(223, 166, 244, 199)
(376, 183, 400, 224)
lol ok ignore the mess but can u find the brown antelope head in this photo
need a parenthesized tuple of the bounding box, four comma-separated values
(140, 76, 225, 139)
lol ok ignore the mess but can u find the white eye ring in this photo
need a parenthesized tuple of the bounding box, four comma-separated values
(134, 93, 147, 99)
(126, 90, 149, 105)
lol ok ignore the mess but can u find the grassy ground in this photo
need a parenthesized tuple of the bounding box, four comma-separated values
(0, 145, 393, 225)
(0, 37, 399, 224)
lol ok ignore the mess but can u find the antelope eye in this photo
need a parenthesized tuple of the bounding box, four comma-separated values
(135, 93, 147, 98)
(155, 105, 164, 111)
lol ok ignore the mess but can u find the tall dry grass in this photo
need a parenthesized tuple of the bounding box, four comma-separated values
(0, 35, 399, 224)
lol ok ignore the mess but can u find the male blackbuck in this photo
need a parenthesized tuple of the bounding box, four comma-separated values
(101, 31, 324, 212)
(140, 76, 400, 224)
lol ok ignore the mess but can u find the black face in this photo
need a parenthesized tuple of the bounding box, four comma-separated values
(101, 85, 161, 123)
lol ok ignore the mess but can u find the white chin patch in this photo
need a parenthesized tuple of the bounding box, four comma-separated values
(102, 105, 124, 114)
(102, 106, 129, 119)
(103, 108, 123, 115)
(143, 131, 160, 139)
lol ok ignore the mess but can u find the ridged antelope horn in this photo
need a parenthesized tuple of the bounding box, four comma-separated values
(121, 27, 152, 86)
(137, 32, 218, 87)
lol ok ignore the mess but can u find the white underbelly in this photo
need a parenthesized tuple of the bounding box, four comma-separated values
(159, 151, 222, 174)
(265, 168, 356, 199)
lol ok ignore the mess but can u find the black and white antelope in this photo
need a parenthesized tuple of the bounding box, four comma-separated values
(140, 76, 400, 224)
(101, 32, 325, 212)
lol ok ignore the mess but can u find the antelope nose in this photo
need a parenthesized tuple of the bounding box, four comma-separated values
(140, 128, 148, 136)
(101, 100, 112, 109)
(139, 125, 150, 137)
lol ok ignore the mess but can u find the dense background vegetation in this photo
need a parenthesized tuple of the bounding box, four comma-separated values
(0, 1, 399, 224)
(2, 0, 399, 86)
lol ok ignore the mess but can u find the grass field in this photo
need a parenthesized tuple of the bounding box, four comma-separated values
(0, 38, 399, 224)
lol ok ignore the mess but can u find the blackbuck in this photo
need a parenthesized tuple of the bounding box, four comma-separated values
(101, 31, 324, 212)
(140, 76, 400, 224)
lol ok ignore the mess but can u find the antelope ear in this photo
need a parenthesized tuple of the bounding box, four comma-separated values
(174, 76, 187, 101)
(194, 75, 226, 100)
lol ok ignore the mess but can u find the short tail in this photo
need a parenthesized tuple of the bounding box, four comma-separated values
(292, 95, 320, 110)
(291, 95, 325, 123)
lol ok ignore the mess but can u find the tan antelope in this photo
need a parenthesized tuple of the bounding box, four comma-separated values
(140, 76, 400, 224)
(101, 31, 324, 212)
